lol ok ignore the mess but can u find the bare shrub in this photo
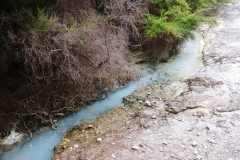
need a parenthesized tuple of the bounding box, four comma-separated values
(0, 2, 138, 134)
(143, 35, 182, 62)
(102, 0, 148, 44)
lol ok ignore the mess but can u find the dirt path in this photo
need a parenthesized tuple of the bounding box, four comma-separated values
(52, 2, 240, 160)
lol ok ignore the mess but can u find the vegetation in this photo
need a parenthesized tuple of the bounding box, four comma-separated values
(0, 0, 233, 137)
(143, 0, 233, 61)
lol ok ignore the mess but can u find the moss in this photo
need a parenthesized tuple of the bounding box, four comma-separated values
(58, 138, 70, 149)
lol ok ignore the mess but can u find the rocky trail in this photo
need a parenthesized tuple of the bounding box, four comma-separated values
(52, 1, 240, 160)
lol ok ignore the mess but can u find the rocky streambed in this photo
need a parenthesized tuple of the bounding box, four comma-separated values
(52, 1, 240, 160)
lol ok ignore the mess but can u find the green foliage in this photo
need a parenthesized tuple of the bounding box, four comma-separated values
(17, 8, 57, 32)
(145, 0, 228, 38)
(217, 0, 234, 2)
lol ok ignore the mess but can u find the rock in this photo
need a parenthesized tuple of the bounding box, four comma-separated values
(235, 58, 240, 62)
(207, 139, 214, 144)
(151, 115, 157, 119)
(74, 144, 79, 148)
(147, 92, 151, 95)
(97, 138, 103, 142)
(131, 145, 140, 150)
(159, 146, 164, 152)
(194, 149, 198, 155)
(192, 141, 198, 147)
(197, 155, 203, 160)
(0, 130, 26, 152)
(145, 101, 152, 107)
(111, 153, 116, 158)
(163, 141, 168, 145)
(88, 125, 93, 128)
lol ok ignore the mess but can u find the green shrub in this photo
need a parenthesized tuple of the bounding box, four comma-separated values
(145, 0, 230, 39)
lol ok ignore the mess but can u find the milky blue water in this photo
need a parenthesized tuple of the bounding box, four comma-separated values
(1, 32, 203, 160)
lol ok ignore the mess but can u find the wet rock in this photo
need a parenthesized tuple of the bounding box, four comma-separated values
(0, 130, 26, 153)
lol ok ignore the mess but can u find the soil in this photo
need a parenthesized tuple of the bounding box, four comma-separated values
(52, 2, 240, 160)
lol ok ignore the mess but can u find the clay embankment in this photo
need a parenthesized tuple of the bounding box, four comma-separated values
(53, 1, 240, 160)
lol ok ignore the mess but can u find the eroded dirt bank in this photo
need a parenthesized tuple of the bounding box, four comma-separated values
(52, 1, 240, 160)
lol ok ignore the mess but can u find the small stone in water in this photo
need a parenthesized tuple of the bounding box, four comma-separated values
(97, 138, 102, 142)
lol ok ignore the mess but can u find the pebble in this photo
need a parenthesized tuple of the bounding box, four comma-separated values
(151, 115, 157, 119)
(207, 139, 214, 144)
(145, 101, 152, 107)
(192, 141, 198, 147)
(225, 129, 230, 133)
(131, 145, 140, 150)
(111, 153, 116, 158)
(194, 149, 198, 155)
(97, 138, 103, 142)
(197, 155, 203, 160)
(147, 92, 151, 95)
(235, 58, 240, 62)
(88, 125, 93, 128)
(163, 141, 168, 145)
(74, 144, 79, 148)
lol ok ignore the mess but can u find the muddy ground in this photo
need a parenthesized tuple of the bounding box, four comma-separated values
(52, 1, 240, 160)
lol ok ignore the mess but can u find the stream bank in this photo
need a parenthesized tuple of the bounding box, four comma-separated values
(53, 1, 240, 160)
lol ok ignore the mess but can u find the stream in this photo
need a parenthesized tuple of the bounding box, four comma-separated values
(1, 32, 203, 160)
